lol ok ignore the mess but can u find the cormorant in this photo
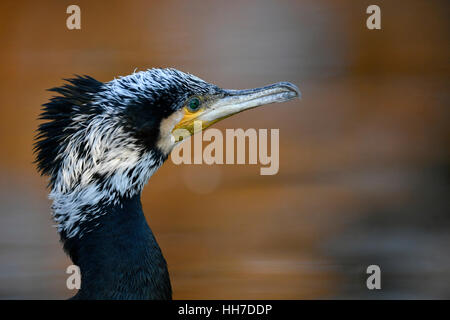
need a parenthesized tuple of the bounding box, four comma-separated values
(34, 68, 300, 299)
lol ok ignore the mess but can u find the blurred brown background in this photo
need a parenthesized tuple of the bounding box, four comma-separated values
(0, 0, 449, 299)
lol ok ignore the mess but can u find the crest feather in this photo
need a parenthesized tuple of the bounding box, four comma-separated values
(34, 75, 104, 186)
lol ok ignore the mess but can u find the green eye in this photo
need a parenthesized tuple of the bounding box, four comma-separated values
(187, 97, 201, 112)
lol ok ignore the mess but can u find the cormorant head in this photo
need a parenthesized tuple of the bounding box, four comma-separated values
(35, 68, 299, 239)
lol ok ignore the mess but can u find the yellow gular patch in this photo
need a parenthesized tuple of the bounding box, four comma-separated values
(173, 107, 207, 135)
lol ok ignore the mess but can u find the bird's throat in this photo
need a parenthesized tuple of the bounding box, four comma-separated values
(65, 195, 172, 300)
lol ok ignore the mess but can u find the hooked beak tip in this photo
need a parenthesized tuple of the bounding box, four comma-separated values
(278, 82, 301, 100)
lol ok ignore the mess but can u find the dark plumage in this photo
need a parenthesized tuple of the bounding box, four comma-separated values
(67, 195, 171, 299)
(34, 68, 299, 299)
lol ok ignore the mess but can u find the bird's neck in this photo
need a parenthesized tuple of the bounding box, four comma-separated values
(65, 194, 172, 300)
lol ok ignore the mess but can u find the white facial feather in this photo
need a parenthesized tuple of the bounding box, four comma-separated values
(156, 110, 184, 155)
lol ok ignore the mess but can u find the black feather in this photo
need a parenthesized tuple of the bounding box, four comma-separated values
(34, 75, 103, 187)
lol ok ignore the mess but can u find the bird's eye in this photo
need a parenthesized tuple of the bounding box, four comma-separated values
(186, 97, 201, 112)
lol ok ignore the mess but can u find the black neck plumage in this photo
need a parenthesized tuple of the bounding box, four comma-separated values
(64, 194, 172, 300)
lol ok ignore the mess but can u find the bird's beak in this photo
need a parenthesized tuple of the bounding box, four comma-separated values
(173, 82, 300, 138)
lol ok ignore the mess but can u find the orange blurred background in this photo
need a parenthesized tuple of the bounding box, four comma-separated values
(0, 0, 448, 299)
